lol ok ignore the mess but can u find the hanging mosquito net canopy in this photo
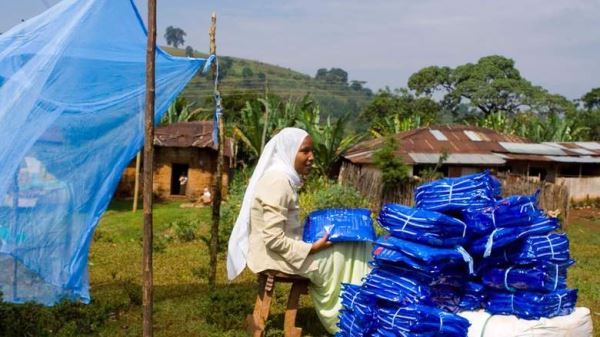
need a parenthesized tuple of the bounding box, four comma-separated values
(0, 0, 208, 305)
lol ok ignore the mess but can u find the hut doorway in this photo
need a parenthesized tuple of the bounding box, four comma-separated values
(170, 163, 189, 195)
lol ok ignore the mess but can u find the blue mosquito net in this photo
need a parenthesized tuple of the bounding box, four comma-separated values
(0, 0, 207, 305)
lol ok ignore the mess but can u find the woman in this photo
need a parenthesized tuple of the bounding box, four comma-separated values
(227, 127, 371, 334)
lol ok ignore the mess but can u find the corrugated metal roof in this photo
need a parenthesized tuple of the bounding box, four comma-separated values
(575, 142, 600, 151)
(343, 125, 600, 166)
(499, 142, 566, 156)
(546, 156, 600, 163)
(429, 129, 448, 141)
(154, 121, 233, 157)
(409, 153, 506, 165)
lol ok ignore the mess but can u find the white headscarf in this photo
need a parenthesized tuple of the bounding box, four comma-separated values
(226, 127, 309, 280)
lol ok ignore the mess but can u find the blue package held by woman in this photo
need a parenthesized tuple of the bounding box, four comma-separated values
(303, 208, 375, 243)
(468, 215, 559, 257)
(415, 171, 500, 212)
(484, 288, 578, 320)
(374, 236, 474, 274)
(482, 261, 573, 293)
(378, 204, 468, 247)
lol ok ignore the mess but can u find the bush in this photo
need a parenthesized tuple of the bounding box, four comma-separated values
(299, 177, 370, 221)
(0, 292, 124, 337)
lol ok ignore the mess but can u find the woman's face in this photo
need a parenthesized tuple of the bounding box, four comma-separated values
(294, 136, 314, 176)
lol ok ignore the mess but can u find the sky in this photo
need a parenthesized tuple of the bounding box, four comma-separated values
(1, 0, 599, 99)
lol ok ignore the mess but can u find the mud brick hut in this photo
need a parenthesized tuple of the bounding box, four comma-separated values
(116, 121, 233, 200)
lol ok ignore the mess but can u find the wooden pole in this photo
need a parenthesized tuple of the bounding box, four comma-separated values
(133, 151, 141, 212)
(143, 0, 156, 336)
(209, 12, 223, 287)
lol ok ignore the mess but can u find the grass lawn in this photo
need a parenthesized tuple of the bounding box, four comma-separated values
(89, 199, 328, 337)
(88, 200, 599, 337)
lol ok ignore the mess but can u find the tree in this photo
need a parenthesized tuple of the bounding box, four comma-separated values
(164, 26, 186, 49)
(160, 96, 205, 125)
(373, 136, 410, 190)
(408, 55, 575, 117)
(361, 88, 440, 134)
(581, 88, 600, 110)
(185, 46, 194, 57)
(314, 67, 349, 85)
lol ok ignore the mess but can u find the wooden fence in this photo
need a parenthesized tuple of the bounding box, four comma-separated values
(339, 161, 570, 223)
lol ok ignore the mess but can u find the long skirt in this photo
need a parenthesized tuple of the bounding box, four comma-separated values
(304, 242, 372, 334)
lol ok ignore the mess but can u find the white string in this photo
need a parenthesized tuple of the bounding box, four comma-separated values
(401, 212, 414, 231)
(438, 313, 444, 333)
(484, 229, 499, 258)
(349, 314, 356, 335)
(392, 307, 402, 328)
(350, 291, 359, 310)
(545, 235, 556, 260)
(448, 181, 454, 204)
(555, 293, 565, 315)
(503, 266, 515, 291)
(510, 294, 515, 313)
(552, 264, 559, 291)
(456, 246, 474, 275)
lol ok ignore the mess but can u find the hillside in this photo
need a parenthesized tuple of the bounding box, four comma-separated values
(162, 47, 374, 120)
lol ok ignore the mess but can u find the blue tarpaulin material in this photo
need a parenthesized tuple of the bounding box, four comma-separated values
(0, 0, 206, 305)
(378, 204, 468, 247)
(484, 288, 577, 320)
(303, 208, 375, 243)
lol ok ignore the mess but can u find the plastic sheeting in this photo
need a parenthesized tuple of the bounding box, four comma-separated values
(481, 261, 573, 293)
(462, 193, 541, 235)
(302, 208, 375, 243)
(377, 305, 470, 337)
(468, 216, 559, 257)
(484, 289, 577, 320)
(378, 204, 468, 247)
(415, 171, 500, 212)
(0, 0, 206, 305)
(373, 236, 474, 274)
(361, 268, 431, 305)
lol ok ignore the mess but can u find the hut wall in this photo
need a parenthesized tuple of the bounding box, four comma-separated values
(556, 177, 600, 201)
(154, 147, 228, 200)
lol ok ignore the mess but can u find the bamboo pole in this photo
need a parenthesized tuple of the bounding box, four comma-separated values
(143, 0, 156, 335)
(208, 12, 223, 287)
(133, 151, 141, 212)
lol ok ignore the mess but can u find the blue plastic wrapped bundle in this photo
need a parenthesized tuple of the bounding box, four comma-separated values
(512, 233, 571, 263)
(481, 260, 574, 292)
(462, 193, 542, 235)
(362, 268, 431, 305)
(378, 304, 471, 336)
(482, 233, 571, 268)
(484, 288, 578, 320)
(468, 215, 560, 257)
(374, 236, 474, 274)
(339, 284, 376, 322)
(337, 310, 373, 337)
(431, 284, 462, 313)
(303, 208, 375, 243)
(460, 282, 486, 311)
(415, 171, 500, 212)
(378, 204, 468, 247)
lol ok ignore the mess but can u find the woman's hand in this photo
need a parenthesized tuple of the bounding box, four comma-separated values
(310, 232, 333, 254)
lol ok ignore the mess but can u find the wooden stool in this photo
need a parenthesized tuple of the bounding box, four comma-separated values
(245, 270, 310, 337)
